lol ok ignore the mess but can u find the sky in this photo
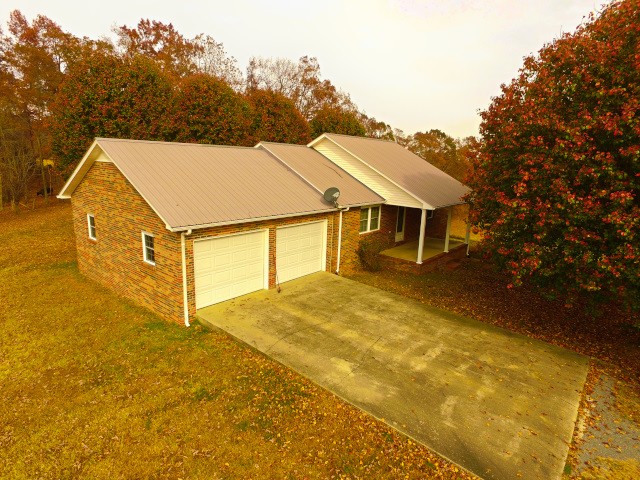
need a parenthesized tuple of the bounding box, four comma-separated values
(2, 0, 611, 138)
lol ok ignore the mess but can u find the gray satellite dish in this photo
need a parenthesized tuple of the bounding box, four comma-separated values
(323, 187, 340, 205)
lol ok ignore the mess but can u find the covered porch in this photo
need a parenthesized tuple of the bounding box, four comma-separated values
(380, 237, 467, 263)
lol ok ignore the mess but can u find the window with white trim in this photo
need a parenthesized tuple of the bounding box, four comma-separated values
(87, 214, 96, 240)
(427, 210, 434, 219)
(359, 205, 381, 233)
(142, 232, 155, 265)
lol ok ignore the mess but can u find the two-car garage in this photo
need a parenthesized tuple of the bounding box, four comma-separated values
(193, 220, 327, 309)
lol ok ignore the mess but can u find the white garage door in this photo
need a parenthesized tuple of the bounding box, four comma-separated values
(194, 230, 266, 309)
(276, 221, 326, 283)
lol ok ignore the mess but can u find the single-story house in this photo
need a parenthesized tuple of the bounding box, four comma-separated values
(58, 133, 470, 326)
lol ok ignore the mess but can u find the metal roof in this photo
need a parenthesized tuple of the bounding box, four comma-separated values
(314, 133, 470, 209)
(60, 138, 336, 231)
(256, 142, 384, 207)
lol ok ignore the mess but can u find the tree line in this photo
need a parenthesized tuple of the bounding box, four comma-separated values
(0, 11, 473, 208)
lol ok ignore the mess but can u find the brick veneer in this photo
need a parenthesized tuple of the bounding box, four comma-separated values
(71, 162, 184, 324)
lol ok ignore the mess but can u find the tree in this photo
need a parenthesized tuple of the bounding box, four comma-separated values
(310, 106, 366, 138)
(246, 56, 354, 120)
(0, 10, 90, 198)
(246, 89, 311, 144)
(467, 0, 640, 309)
(165, 73, 253, 146)
(114, 19, 198, 77)
(50, 53, 173, 170)
(191, 34, 243, 89)
(404, 129, 471, 182)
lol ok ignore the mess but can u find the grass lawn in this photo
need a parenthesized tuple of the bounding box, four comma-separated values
(0, 200, 475, 478)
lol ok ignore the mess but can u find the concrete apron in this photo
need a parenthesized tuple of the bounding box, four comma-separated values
(197, 272, 589, 480)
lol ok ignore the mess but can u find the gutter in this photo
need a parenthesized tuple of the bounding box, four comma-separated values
(181, 229, 192, 327)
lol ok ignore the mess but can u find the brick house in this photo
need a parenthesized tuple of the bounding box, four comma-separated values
(58, 134, 469, 326)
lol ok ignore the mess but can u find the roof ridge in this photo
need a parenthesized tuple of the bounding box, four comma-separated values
(325, 133, 396, 144)
(96, 138, 258, 150)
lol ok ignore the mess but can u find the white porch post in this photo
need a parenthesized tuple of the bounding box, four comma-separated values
(444, 207, 452, 253)
(417, 208, 427, 264)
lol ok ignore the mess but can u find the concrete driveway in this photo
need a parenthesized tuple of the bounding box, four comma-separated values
(197, 272, 588, 480)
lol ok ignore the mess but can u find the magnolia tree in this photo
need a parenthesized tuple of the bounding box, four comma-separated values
(467, 0, 639, 309)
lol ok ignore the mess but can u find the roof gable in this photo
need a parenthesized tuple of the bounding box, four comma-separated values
(309, 133, 469, 209)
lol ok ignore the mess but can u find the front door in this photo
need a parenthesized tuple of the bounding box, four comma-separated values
(395, 206, 406, 242)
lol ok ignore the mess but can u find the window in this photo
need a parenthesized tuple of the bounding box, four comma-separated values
(142, 232, 155, 265)
(426, 210, 434, 220)
(359, 206, 381, 233)
(87, 214, 96, 240)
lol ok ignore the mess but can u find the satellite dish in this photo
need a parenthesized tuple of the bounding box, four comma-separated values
(323, 187, 341, 205)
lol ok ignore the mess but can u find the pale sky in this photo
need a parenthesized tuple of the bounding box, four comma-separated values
(3, 0, 610, 138)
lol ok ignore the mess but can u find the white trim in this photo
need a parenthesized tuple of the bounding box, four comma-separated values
(193, 228, 270, 292)
(359, 205, 382, 234)
(311, 134, 433, 210)
(87, 214, 96, 240)
(57, 139, 101, 199)
(168, 209, 336, 233)
(142, 231, 156, 266)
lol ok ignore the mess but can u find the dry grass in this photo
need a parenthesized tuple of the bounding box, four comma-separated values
(0, 200, 475, 479)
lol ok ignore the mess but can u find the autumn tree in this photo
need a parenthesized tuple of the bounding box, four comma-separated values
(359, 116, 396, 140)
(50, 53, 173, 170)
(310, 106, 366, 138)
(246, 89, 311, 144)
(114, 19, 199, 77)
(0, 10, 91, 197)
(404, 129, 471, 182)
(165, 74, 253, 145)
(191, 34, 243, 89)
(467, 0, 640, 308)
(246, 56, 354, 120)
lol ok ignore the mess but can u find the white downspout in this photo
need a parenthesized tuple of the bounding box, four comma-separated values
(181, 229, 192, 327)
(336, 207, 349, 274)
(417, 208, 427, 264)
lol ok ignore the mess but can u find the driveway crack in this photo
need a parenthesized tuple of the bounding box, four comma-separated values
(345, 335, 382, 378)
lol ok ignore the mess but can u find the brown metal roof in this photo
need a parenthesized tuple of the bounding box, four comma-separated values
(85, 139, 337, 230)
(318, 133, 470, 209)
(257, 142, 384, 207)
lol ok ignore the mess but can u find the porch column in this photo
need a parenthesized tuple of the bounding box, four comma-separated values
(417, 208, 427, 264)
(444, 207, 452, 253)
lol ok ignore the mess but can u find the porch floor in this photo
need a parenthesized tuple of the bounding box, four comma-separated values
(380, 238, 466, 263)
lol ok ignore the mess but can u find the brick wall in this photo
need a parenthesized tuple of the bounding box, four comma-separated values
(404, 207, 451, 241)
(71, 162, 184, 324)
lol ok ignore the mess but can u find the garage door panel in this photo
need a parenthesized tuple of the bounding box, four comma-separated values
(276, 222, 325, 284)
(194, 231, 266, 309)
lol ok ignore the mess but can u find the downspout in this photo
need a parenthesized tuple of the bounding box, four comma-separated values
(181, 229, 192, 327)
(335, 207, 350, 274)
